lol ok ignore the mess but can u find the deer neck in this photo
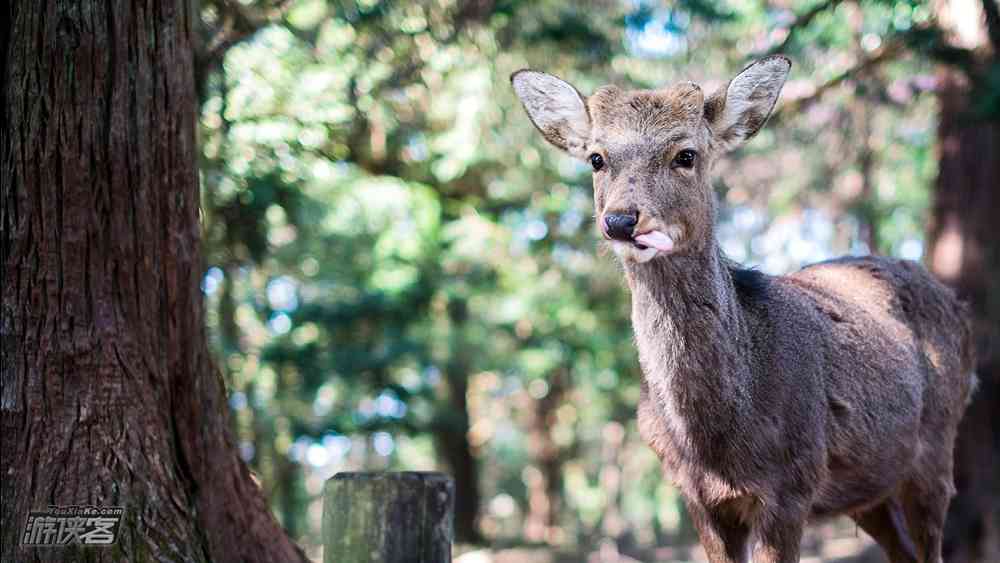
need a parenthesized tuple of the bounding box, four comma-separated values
(624, 241, 754, 417)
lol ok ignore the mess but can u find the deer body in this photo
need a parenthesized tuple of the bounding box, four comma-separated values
(630, 246, 971, 562)
(512, 57, 975, 562)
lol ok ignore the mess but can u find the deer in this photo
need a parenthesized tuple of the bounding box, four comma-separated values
(510, 56, 976, 563)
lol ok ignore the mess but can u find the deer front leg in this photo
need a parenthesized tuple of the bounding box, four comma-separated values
(685, 498, 753, 563)
(753, 515, 804, 563)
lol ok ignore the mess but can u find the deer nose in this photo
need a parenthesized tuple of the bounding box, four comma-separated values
(604, 213, 638, 241)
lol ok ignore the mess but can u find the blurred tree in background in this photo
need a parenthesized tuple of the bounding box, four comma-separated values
(192, 0, 998, 560)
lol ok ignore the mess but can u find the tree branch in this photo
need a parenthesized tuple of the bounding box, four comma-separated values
(203, 0, 292, 63)
(772, 37, 905, 120)
(195, 0, 294, 101)
(758, 0, 846, 57)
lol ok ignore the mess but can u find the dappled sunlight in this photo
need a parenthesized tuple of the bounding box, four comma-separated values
(931, 217, 965, 281)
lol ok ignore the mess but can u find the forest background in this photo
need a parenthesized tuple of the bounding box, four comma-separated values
(4, 0, 997, 562)
(195, 0, 998, 560)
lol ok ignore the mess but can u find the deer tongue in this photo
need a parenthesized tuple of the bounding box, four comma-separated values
(633, 230, 675, 252)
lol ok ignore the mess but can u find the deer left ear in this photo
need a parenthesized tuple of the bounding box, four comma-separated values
(511, 70, 591, 159)
(705, 56, 791, 152)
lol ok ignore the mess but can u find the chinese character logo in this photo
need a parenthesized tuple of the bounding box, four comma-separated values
(21, 506, 123, 547)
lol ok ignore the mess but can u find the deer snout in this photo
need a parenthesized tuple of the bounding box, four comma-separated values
(604, 212, 638, 241)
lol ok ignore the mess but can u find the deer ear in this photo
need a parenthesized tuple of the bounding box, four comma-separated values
(511, 70, 591, 159)
(705, 56, 791, 152)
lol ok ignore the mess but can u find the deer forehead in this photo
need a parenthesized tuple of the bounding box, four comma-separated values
(588, 82, 707, 143)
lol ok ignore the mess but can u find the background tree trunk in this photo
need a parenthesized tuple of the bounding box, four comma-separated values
(2, 1, 305, 561)
(523, 368, 568, 545)
(437, 297, 483, 544)
(927, 70, 1000, 563)
(925, 1, 1000, 559)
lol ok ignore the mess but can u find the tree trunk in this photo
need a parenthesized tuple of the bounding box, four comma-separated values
(436, 297, 483, 544)
(927, 69, 1000, 563)
(2, 1, 305, 561)
(523, 368, 568, 545)
(437, 374, 483, 544)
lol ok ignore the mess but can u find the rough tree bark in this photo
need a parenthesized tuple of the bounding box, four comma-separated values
(2, 1, 306, 561)
(928, 70, 1000, 563)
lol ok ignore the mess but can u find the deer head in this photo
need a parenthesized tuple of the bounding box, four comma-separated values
(511, 56, 791, 264)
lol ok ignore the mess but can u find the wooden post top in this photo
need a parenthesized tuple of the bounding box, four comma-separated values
(323, 471, 455, 563)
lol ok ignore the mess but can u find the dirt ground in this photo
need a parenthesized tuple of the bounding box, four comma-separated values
(455, 518, 886, 563)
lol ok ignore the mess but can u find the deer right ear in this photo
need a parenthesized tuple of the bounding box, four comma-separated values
(705, 56, 791, 152)
(511, 70, 591, 158)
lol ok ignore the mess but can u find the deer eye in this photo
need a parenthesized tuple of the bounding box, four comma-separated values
(672, 149, 697, 169)
(589, 153, 605, 172)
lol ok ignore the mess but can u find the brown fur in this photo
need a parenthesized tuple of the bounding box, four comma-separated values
(511, 58, 976, 562)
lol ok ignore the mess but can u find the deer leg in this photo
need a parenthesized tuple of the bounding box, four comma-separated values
(685, 498, 753, 563)
(899, 474, 952, 563)
(752, 515, 804, 563)
(852, 498, 919, 563)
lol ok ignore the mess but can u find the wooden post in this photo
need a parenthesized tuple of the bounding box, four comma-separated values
(323, 471, 455, 563)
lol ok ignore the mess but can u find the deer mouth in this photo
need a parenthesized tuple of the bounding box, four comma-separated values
(632, 230, 676, 253)
(608, 226, 681, 264)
